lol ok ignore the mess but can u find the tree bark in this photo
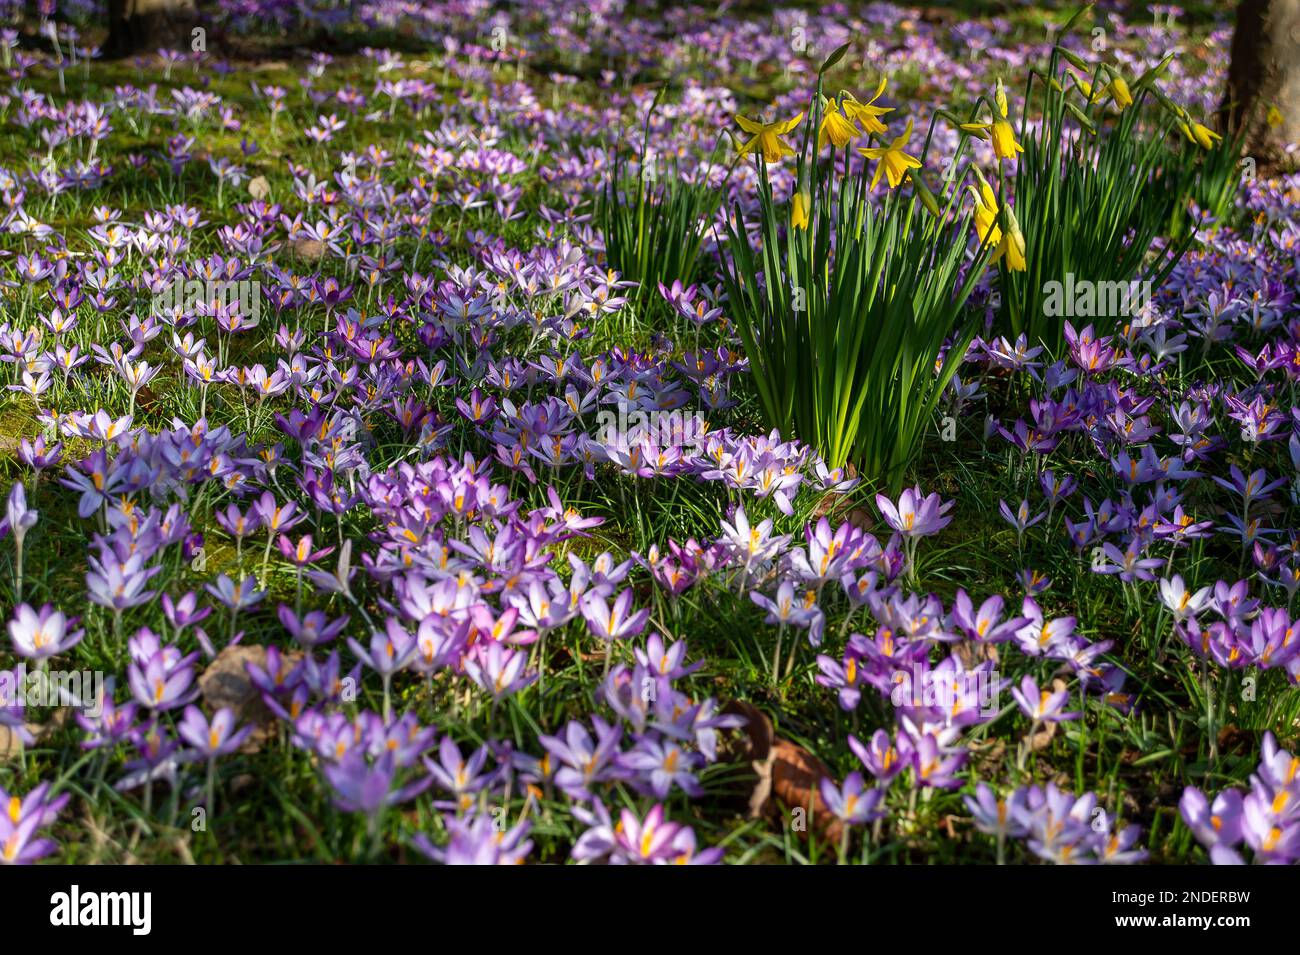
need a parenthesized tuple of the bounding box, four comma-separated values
(104, 0, 198, 59)
(1221, 0, 1300, 174)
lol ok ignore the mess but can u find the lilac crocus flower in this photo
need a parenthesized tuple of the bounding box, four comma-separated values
(1179, 786, 1245, 849)
(203, 574, 266, 612)
(964, 782, 1030, 841)
(634, 632, 702, 681)
(999, 499, 1045, 541)
(423, 736, 494, 812)
(0, 810, 58, 864)
(75, 679, 138, 751)
(177, 705, 253, 759)
(464, 641, 535, 700)
(412, 809, 533, 865)
(875, 486, 953, 538)
(539, 716, 624, 801)
(86, 552, 161, 611)
(2, 480, 37, 552)
(1010, 675, 1080, 723)
(348, 619, 419, 720)
(618, 736, 703, 799)
(323, 751, 432, 816)
(950, 591, 1026, 644)
(278, 605, 349, 648)
(819, 772, 884, 826)
(7, 603, 83, 659)
(127, 647, 200, 712)
(162, 591, 213, 632)
(580, 588, 649, 643)
(611, 803, 714, 865)
(848, 730, 908, 783)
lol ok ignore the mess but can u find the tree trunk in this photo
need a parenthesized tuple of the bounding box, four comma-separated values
(104, 0, 198, 59)
(1221, 0, 1300, 174)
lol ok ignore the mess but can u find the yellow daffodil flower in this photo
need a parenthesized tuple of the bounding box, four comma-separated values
(967, 168, 1026, 272)
(791, 188, 810, 230)
(1074, 74, 1105, 106)
(959, 122, 992, 141)
(858, 117, 922, 190)
(991, 118, 1023, 160)
(1107, 74, 1133, 111)
(1267, 105, 1284, 129)
(991, 78, 1023, 162)
(841, 76, 894, 136)
(1002, 203, 1027, 271)
(817, 97, 860, 150)
(734, 111, 804, 163)
(1180, 119, 1222, 150)
(968, 174, 1002, 249)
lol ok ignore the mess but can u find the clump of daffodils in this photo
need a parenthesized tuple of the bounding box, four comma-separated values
(734, 75, 923, 195)
(732, 70, 1026, 274)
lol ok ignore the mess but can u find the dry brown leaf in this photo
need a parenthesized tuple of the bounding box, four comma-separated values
(135, 384, 160, 413)
(718, 701, 842, 842)
(722, 700, 772, 763)
(846, 508, 875, 533)
(767, 739, 843, 844)
(248, 175, 271, 200)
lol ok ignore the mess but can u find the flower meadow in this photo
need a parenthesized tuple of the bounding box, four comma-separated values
(0, 0, 1298, 869)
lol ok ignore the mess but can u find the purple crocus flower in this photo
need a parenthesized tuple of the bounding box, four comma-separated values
(348, 619, 419, 720)
(999, 499, 1045, 541)
(539, 716, 624, 801)
(323, 751, 432, 816)
(7, 603, 83, 659)
(423, 736, 494, 813)
(464, 641, 535, 700)
(203, 574, 266, 612)
(177, 705, 253, 759)
(950, 591, 1026, 643)
(875, 486, 953, 538)
(848, 729, 908, 784)
(580, 588, 649, 643)
(964, 782, 1030, 841)
(412, 809, 533, 865)
(819, 772, 884, 826)
(618, 736, 703, 799)
(611, 803, 714, 865)
(127, 647, 199, 712)
(1180, 786, 1245, 849)
(0, 809, 59, 864)
(86, 552, 160, 611)
(1011, 675, 1080, 723)
(278, 605, 349, 648)
(76, 679, 139, 750)
(162, 591, 213, 633)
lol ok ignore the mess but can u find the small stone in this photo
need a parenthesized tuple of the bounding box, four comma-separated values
(198, 645, 294, 752)
(291, 238, 325, 261)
